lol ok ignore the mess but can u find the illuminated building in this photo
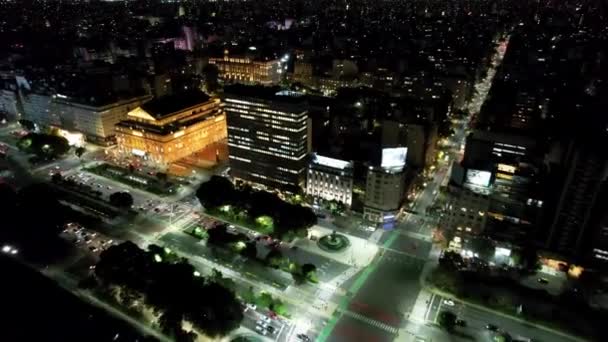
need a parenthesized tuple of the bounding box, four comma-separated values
(224, 85, 310, 191)
(364, 148, 408, 228)
(53, 94, 151, 145)
(115, 91, 226, 165)
(364, 166, 406, 228)
(306, 153, 353, 206)
(209, 50, 282, 85)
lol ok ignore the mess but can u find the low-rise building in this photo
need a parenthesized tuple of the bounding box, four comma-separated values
(54, 94, 151, 145)
(209, 50, 282, 85)
(115, 90, 226, 165)
(306, 153, 353, 206)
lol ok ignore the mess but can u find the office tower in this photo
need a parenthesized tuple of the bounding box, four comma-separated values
(224, 85, 310, 191)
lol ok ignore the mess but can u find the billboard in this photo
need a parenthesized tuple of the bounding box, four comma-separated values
(381, 147, 407, 170)
(465, 169, 492, 187)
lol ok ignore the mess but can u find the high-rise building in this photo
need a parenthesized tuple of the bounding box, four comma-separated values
(363, 166, 406, 227)
(209, 50, 282, 85)
(223, 85, 310, 191)
(115, 90, 226, 165)
(545, 142, 608, 258)
(363, 147, 408, 227)
(441, 129, 546, 249)
(306, 153, 353, 206)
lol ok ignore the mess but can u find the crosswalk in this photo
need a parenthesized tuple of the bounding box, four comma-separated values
(338, 309, 400, 334)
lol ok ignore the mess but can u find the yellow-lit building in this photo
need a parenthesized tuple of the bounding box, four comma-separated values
(209, 50, 282, 85)
(115, 91, 227, 165)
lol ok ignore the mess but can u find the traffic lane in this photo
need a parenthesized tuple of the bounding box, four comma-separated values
(458, 304, 577, 342)
(430, 294, 578, 342)
(280, 245, 351, 283)
(347, 251, 426, 328)
(328, 315, 395, 342)
(317, 218, 374, 240)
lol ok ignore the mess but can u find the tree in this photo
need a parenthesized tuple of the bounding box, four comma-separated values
(438, 311, 457, 331)
(301, 263, 318, 283)
(51, 172, 63, 183)
(156, 172, 168, 183)
(256, 292, 273, 309)
(240, 241, 258, 259)
(18, 119, 35, 131)
(75, 146, 86, 158)
(196, 176, 236, 209)
(265, 249, 285, 268)
(514, 245, 541, 273)
(470, 237, 495, 260)
(270, 299, 288, 317)
(241, 286, 256, 304)
(109, 192, 134, 209)
(18, 133, 70, 159)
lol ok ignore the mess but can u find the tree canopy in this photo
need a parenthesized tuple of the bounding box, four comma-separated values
(109, 192, 134, 209)
(196, 176, 317, 240)
(17, 133, 70, 160)
(438, 310, 457, 331)
(95, 242, 243, 338)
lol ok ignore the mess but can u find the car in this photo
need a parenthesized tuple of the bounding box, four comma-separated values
(266, 325, 276, 334)
(107, 186, 112, 190)
(485, 324, 498, 331)
(254, 325, 267, 335)
(443, 299, 455, 306)
(297, 334, 311, 342)
(89, 246, 99, 252)
(537, 278, 549, 284)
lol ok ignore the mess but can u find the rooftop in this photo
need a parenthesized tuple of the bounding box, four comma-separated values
(311, 153, 352, 170)
(141, 90, 211, 119)
(223, 84, 307, 104)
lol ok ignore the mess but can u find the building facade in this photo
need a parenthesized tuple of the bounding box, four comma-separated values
(363, 166, 406, 227)
(209, 51, 282, 85)
(54, 95, 151, 145)
(306, 153, 353, 206)
(115, 91, 226, 165)
(224, 85, 310, 191)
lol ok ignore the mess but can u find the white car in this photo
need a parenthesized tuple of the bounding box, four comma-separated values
(255, 325, 267, 335)
(443, 299, 455, 306)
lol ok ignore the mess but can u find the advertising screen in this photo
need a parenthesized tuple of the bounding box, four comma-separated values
(465, 169, 492, 187)
(381, 147, 407, 170)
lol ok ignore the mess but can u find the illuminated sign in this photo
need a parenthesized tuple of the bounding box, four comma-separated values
(56, 129, 84, 147)
(465, 169, 491, 187)
(381, 147, 407, 171)
(131, 148, 146, 157)
(498, 163, 516, 174)
(312, 153, 351, 170)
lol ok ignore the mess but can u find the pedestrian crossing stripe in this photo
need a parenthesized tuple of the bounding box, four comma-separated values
(338, 309, 399, 334)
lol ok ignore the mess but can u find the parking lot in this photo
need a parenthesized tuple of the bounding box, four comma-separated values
(60, 222, 117, 259)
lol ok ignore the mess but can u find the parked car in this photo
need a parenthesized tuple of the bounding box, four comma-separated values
(297, 334, 311, 342)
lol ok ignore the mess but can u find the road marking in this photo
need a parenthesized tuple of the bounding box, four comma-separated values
(337, 309, 399, 334)
(423, 293, 435, 321)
